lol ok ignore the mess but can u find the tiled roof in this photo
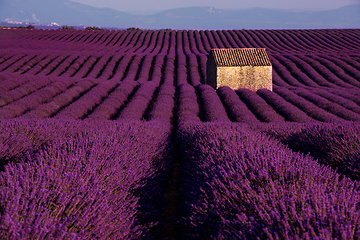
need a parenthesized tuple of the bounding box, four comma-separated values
(209, 48, 272, 67)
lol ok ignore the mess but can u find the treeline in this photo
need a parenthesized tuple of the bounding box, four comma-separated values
(0, 24, 173, 31)
(0, 25, 35, 29)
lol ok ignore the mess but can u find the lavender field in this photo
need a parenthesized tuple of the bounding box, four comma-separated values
(0, 28, 360, 239)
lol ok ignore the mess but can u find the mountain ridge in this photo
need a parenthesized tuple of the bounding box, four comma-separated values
(0, 0, 359, 29)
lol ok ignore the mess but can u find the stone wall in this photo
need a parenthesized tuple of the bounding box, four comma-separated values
(208, 66, 272, 91)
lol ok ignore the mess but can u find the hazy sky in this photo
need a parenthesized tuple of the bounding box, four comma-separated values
(71, 0, 360, 14)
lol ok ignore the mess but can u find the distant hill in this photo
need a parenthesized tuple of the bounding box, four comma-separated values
(0, 0, 359, 29)
(0, 0, 135, 27)
(143, 5, 360, 29)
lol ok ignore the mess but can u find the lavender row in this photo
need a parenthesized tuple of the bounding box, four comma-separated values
(23, 53, 62, 75)
(0, 76, 80, 119)
(273, 86, 345, 123)
(0, 118, 172, 239)
(36, 54, 71, 76)
(132, 30, 163, 54)
(0, 72, 13, 83)
(177, 122, 360, 239)
(2, 29, 359, 55)
(121, 54, 147, 83)
(130, 30, 155, 54)
(322, 55, 360, 80)
(116, 81, 159, 121)
(196, 84, 230, 122)
(13, 54, 48, 74)
(53, 78, 120, 119)
(193, 30, 209, 54)
(187, 54, 202, 86)
(282, 54, 339, 88)
(327, 88, 360, 106)
(283, 122, 360, 181)
(181, 31, 204, 86)
(338, 55, 360, 72)
(187, 31, 202, 55)
(154, 30, 170, 55)
(271, 68, 291, 87)
(109, 30, 133, 48)
(306, 30, 359, 51)
(117, 30, 144, 52)
(269, 55, 306, 87)
(272, 54, 321, 87)
(21, 78, 100, 119)
(230, 30, 252, 48)
(71, 55, 102, 78)
(1, 30, 360, 83)
(94, 53, 122, 80)
(253, 30, 291, 53)
(0, 74, 58, 107)
(1, 54, 37, 73)
(204, 30, 219, 49)
(0, 73, 38, 94)
(308, 88, 360, 114)
(144, 30, 165, 55)
(216, 86, 260, 123)
(147, 82, 176, 122)
(210, 30, 226, 48)
(277, 30, 333, 54)
(58, 55, 91, 78)
(256, 88, 315, 122)
(163, 54, 175, 83)
(98, 30, 125, 46)
(199, 30, 211, 52)
(236, 88, 285, 122)
(86, 81, 139, 120)
(257, 121, 360, 181)
(105, 30, 126, 46)
(176, 34, 188, 86)
(293, 88, 360, 121)
(176, 83, 201, 125)
(0, 52, 13, 66)
(96, 52, 128, 80)
(235, 30, 261, 48)
(148, 54, 166, 85)
(295, 55, 356, 88)
(84, 54, 112, 79)
(309, 55, 360, 88)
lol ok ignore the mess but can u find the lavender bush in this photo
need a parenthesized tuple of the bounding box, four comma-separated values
(0, 74, 57, 108)
(283, 122, 360, 181)
(116, 81, 158, 121)
(196, 84, 230, 122)
(273, 86, 345, 123)
(177, 122, 360, 239)
(236, 88, 285, 122)
(217, 86, 260, 123)
(176, 83, 201, 124)
(256, 88, 315, 123)
(54, 78, 120, 119)
(0, 118, 172, 239)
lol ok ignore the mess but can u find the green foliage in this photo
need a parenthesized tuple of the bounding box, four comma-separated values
(5, 25, 35, 29)
(85, 26, 102, 30)
(60, 25, 76, 30)
(127, 27, 141, 31)
(126, 27, 171, 31)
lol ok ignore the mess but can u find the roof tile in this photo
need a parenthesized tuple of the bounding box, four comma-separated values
(209, 48, 272, 67)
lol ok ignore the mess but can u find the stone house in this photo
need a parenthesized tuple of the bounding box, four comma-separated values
(206, 48, 272, 91)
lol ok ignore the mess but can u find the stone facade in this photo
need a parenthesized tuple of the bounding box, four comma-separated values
(207, 48, 272, 91)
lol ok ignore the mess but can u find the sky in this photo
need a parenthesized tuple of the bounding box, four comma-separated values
(71, 0, 360, 14)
